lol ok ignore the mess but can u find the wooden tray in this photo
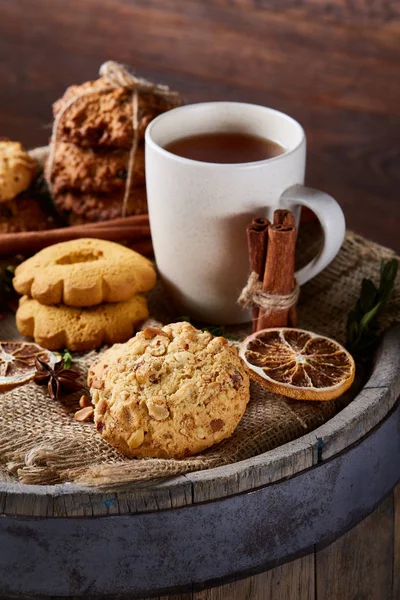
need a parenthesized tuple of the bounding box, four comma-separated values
(0, 325, 399, 598)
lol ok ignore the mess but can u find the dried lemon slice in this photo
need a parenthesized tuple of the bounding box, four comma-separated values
(0, 341, 58, 392)
(240, 328, 355, 401)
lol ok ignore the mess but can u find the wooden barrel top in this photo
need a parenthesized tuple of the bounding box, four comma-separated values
(1, 325, 399, 518)
(1, 325, 400, 598)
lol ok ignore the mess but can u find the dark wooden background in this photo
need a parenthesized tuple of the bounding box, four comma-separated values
(0, 0, 399, 250)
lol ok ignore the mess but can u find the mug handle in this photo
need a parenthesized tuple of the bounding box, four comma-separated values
(280, 184, 346, 285)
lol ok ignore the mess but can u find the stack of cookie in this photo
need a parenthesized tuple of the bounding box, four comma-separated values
(0, 140, 56, 233)
(13, 238, 156, 351)
(45, 72, 183, 225)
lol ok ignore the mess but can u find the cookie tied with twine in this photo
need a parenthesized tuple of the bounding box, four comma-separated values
(45, 61, 183, 220)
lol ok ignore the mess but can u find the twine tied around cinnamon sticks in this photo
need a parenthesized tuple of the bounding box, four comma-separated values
(238, 272, 300, 312)
(238, 210, 299, 332)
(46, 60, 181, 218)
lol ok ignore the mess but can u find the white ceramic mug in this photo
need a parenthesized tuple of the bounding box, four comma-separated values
(145, 102, 345, 324)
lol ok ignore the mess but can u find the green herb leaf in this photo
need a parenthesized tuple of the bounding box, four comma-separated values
(346, 258, 398, 356)
(202, 325, 224, 337)
(359, 279, 377, 314)
(62, 349, 73, 370)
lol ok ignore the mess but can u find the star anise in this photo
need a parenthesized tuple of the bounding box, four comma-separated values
(34, 356, 83, 401)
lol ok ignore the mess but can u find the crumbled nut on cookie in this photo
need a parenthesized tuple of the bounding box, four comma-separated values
(96, 398, 108, 415)
(196, 428, 207, 439)
(147, 398, 169, 421)
(88, 322, 250, 458)
(142, 326, 168, 339)
(118, 391, 130, 402)
(90, 379, 103, 390)
(127, 428, 145, 449)
(230, 368, 243, 390)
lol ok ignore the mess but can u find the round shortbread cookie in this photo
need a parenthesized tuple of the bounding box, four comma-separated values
(88, 322, 250, 459)
(0, 141, 37, 203)
(16, 294, 149, 351)
(13, 238, 156, 307)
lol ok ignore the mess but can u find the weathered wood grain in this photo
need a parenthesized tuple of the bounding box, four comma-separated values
(365, 325, 400, 395)
(0, 0, 399, 249)
(193, 554, 314, 599)
(317, 386, 392, 460)
(187, 434, 316, 502)
(315, 495, 394, 600)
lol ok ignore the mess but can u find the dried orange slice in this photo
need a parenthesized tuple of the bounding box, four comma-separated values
(240, 328, 355, 401)
(0, 341, 58, 392)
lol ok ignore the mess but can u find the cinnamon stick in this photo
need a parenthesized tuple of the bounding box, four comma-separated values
(0, 224, 151, 257)
(246, 217, 269, 330)
(83, 215, 149, 229)
(128, 238, 154, 257)
(257, 209, 297, 330)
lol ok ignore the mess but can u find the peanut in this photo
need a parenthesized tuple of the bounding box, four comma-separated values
(74, 407, 94, 422)
(79, 394, 91, 408)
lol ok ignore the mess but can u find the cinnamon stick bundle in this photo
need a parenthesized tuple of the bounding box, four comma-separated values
(246, 217, 269, 330)
(257, 210, 297, 330)
(0, 214, 151, 257)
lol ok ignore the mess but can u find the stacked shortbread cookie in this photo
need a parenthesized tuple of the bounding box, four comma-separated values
(13, 238, 156, 351)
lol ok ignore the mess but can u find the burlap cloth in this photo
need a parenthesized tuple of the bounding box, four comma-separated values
(0, 224, 398, 487)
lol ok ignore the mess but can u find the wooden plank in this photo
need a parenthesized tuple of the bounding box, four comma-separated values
(317, 386, 392, 461)
(393, 483, 400, 600)
(193, 554, 314, 599)
(188, 435, 316, 502)
(157, 594, 193, 600)
(0, 0, 399, 249)
(365, 325, 400, 396)
(316, 495, 394, 600)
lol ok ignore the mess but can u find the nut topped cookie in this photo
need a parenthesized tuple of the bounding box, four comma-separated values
(13, 238, 156, 307)
(88, 322, 250, 459)
(0, 141, 37, 202)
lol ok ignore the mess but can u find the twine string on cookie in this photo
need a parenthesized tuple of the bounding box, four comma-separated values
(238, 271, 300, 313)
(99, 61, 181, 218)
(47, 61, 181, 218)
